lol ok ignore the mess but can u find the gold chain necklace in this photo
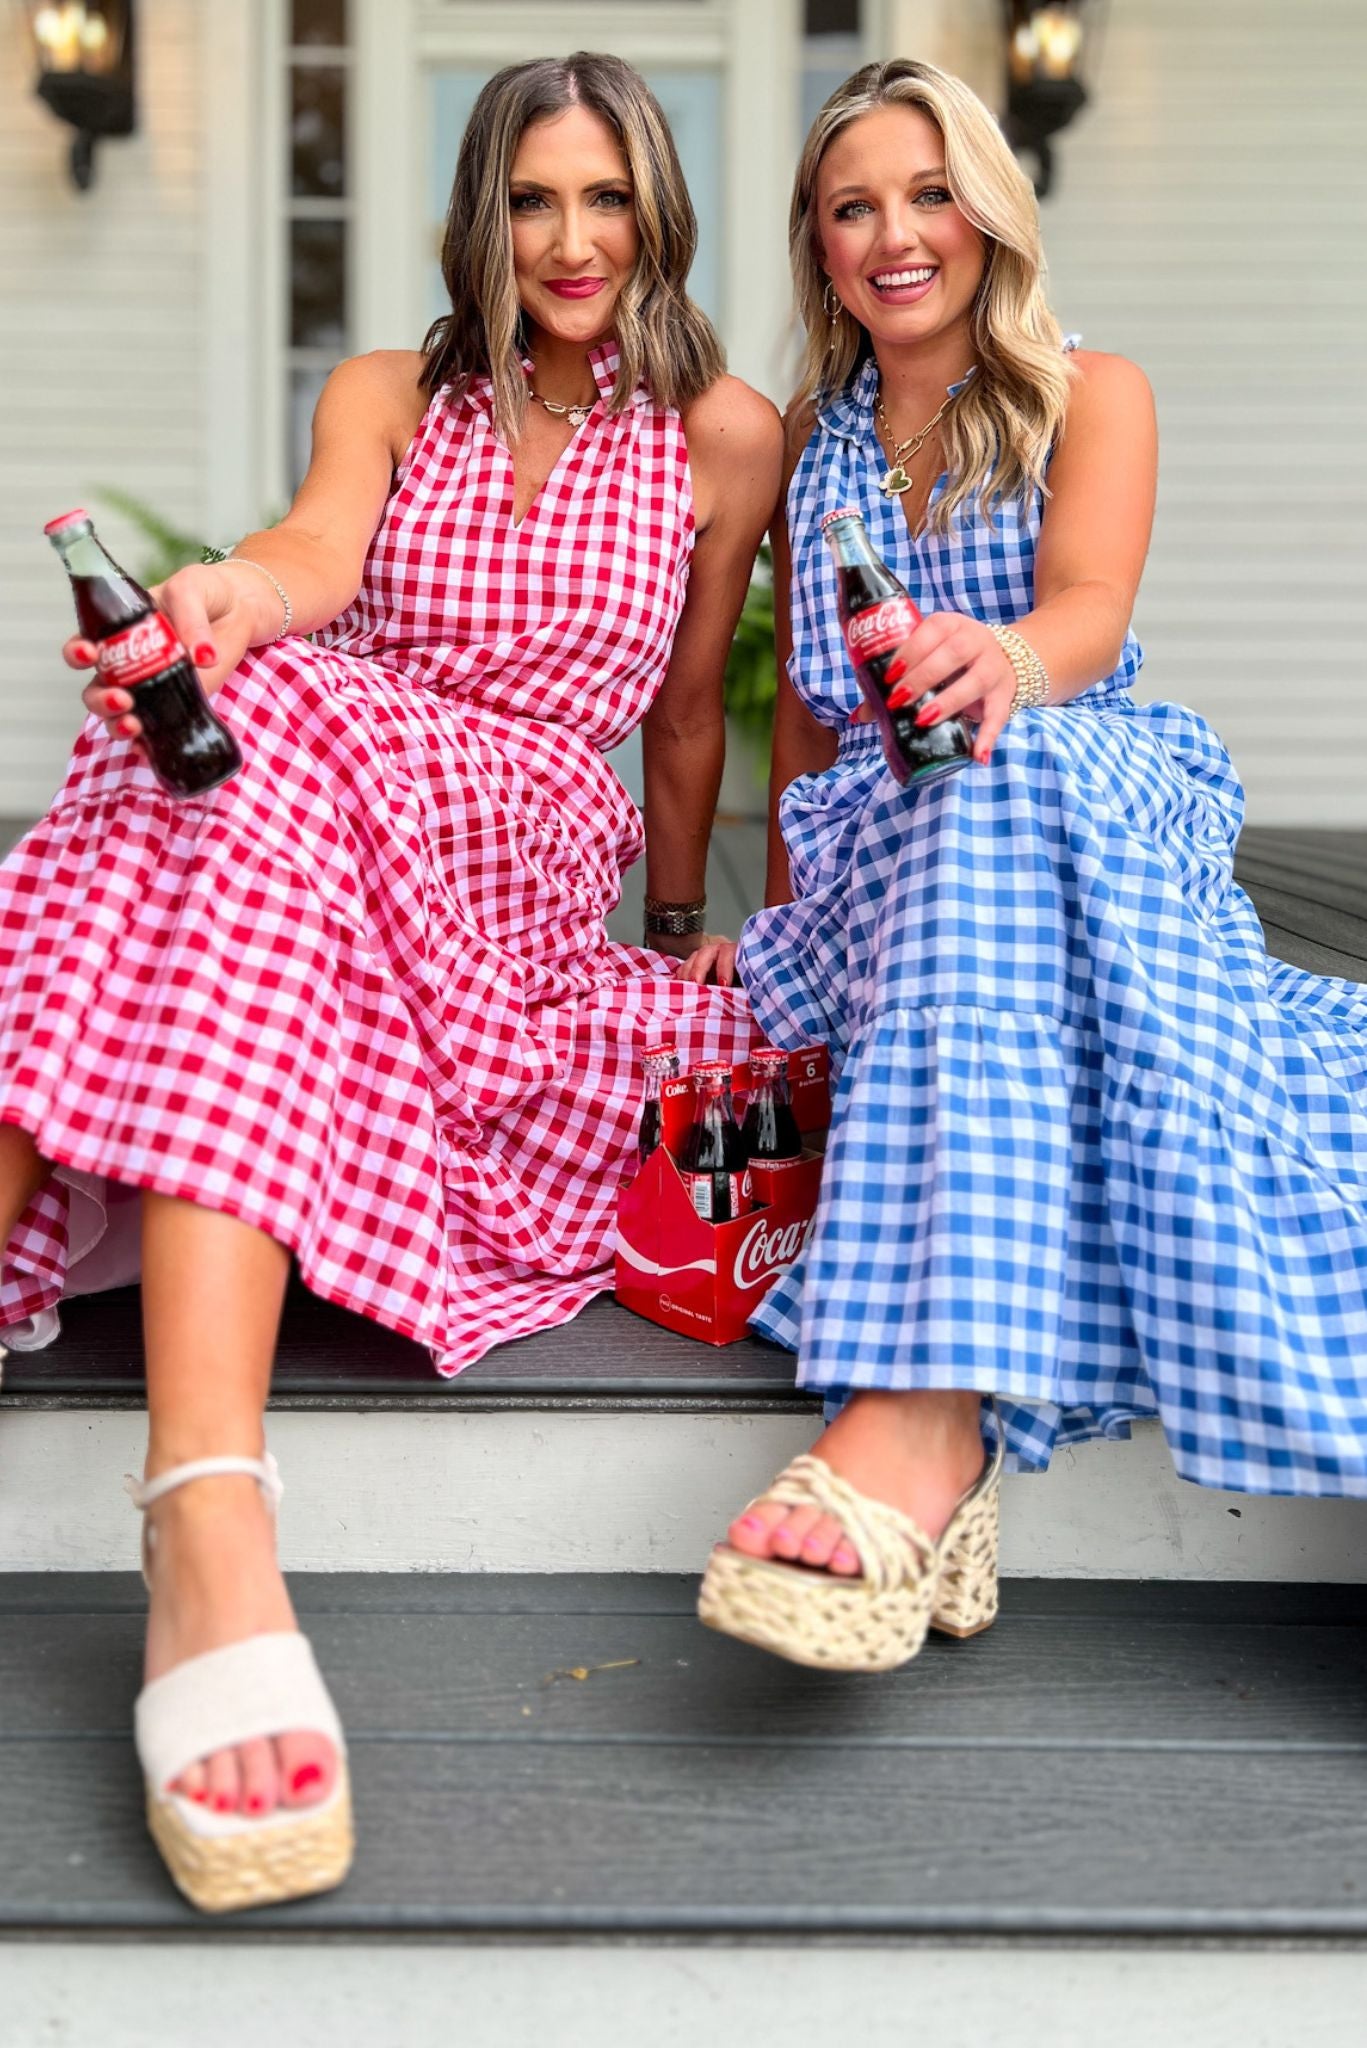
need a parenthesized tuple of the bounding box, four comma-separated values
(526, 381, 597, 430)
(874, 378, 970, 497)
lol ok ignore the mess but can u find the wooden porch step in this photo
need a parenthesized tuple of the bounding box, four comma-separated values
(3, 1570, 1366, 1940)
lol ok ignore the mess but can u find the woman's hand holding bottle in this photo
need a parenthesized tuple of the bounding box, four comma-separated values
(65, 563, 274, 746)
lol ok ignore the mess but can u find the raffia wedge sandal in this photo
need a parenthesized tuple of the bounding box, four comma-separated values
(697, 1407, 1005, 1673)
(125, 1453, 354, 1915)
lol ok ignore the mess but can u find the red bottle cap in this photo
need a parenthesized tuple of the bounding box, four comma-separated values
(691, 1060, 733, 1081)
(820, 506, 864, 531)
(43, 509, 92, 535)
(749, 1047, 789, 1075)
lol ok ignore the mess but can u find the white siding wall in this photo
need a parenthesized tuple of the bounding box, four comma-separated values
(1037, 0, 1367, 824)
(1, 1, 1364, 824)
(0, 0, 206, 816)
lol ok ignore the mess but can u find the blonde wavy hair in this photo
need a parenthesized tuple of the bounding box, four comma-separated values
(793, 59, 1072, 532)
(421, 52, 724, 437)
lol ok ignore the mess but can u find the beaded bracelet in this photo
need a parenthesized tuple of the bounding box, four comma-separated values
(215, 552, 293, 638)
(644, 897, 707, 937)
(987, 624, 1050, 718)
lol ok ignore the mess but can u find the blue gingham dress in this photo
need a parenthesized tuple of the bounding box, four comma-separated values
(739, 353, 1367, 1494)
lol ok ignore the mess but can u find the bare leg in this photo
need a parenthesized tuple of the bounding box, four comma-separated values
(0, 1123, 52, 1242)
(140, 1193, 337, 1816)
(725, 1387, 986, 1576)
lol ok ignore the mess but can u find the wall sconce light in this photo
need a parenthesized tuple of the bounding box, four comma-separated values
(1001, 0, 1093, 199)
(26, 1, 136, 192)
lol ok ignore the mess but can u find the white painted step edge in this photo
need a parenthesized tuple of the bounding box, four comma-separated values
(2, 1410, 1366, 1579)
(3, 1943, 1367, 2048)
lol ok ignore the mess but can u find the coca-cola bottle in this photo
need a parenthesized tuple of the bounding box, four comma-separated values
(637, 1043, 680, 1168)
(45, 509, 243, 799)
(820, 506, 972, 787)
(741, 1047, 802, 1163)
(678, 1061, 753, 1224)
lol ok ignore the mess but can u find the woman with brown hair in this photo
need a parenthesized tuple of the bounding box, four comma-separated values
(0, 53, 779, 1910)
(699, 58, 1367, 1672)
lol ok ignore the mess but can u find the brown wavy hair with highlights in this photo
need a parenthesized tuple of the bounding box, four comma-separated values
(421, 52, 724, 438)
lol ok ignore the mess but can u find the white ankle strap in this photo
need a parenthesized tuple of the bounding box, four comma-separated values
(124, 1452, 284, 1515)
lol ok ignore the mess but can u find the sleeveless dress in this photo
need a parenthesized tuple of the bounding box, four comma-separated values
(0, 340, 753, 1371)
(739, 351, 1367, 1495)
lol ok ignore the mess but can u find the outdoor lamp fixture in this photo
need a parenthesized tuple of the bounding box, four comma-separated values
(1001, 0, 1091, 199)
(25, 0, 136, 192)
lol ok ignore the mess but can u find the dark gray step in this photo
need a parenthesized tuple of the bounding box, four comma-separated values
(3, 1572, 1367, 1939)
(0, 1285, 812, 1409)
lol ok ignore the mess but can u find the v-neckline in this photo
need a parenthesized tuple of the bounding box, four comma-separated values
(503, 337, 623, 534)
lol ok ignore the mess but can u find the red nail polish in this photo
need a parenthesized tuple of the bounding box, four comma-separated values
(194, 642, 216, 665)
(213, 1793, 235, 1813)
(884, 656, 908, 685)
(291, 1763, 325, 1795)
(915, 709, 938, 727)
(190, 1787, 209, 1804)
(245, 1794, 267, 1815)
(887, 685, 913, 710)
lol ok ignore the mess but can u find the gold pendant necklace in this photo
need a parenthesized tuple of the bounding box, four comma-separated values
(528, 383, 596, 430)
(875, 377, 970, 497)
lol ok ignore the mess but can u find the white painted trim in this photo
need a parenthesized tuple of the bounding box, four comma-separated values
(353, 0, 422, 355)
(4, 1408, 1366, 1577)
(201, 0, 265, 540)
(257, 0, 289, 513)
(415, 1, 731, 64)
(724, 0, 801, 397)
(7, 1946, 1367, 2047)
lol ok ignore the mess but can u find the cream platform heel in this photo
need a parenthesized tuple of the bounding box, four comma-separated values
(125, 1454, 354, 1914)
(698, 1408, 1005, 1674)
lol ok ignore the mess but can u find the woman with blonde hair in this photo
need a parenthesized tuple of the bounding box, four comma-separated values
(0, 52, 778, 1908)
(698, 58, 1367, 1670)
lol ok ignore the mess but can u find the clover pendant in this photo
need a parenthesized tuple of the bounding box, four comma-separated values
(879, 464, 912, 496)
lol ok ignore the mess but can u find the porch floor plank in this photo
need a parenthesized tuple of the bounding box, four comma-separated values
(1, 1573, 1366, 1937)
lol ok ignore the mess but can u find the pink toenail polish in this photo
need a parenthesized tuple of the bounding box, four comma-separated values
(737, 1515, 765, 1533)
(191, 1788, 209, 1804)
(292, 1763, 325, 1795)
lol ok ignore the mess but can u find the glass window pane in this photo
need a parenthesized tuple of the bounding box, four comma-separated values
(291, 64, 347, 197)
(289, 365, 331, 491)
(289, 219, 347, 349)
(291, 0, 347, 47)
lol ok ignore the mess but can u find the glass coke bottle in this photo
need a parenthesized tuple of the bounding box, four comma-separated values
(45, 509, 243, 798)
(678, 1061, 753, 1224)
(821, 506, 972, 787)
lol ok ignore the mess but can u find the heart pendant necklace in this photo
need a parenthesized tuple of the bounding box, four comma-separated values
(528, 384, 595, 430)
(875, 377, 970, 497)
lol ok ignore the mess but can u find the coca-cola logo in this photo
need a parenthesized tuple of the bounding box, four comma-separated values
(846, 598, 916, 662)
(98, 611, 179, 687)
(733, 1213, 815, 1291)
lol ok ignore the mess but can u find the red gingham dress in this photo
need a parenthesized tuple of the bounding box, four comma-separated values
(0, 341, 754, 1371)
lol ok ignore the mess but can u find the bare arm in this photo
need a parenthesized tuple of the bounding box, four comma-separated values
(887, 352, 1158, 758)
(643, 376, 782, 980)
(73, 350, 427, 731)
(765, 407, 837, 908)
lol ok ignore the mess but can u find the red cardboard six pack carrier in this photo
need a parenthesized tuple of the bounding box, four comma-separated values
(615, 1044, 831, 1346)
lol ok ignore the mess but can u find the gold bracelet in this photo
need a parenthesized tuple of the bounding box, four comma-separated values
(987, 624, 1050, 718)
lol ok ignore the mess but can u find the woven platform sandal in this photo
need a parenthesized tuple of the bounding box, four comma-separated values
(698, 1407, 1006, 1673)
(125, 1454, 354, 1915)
